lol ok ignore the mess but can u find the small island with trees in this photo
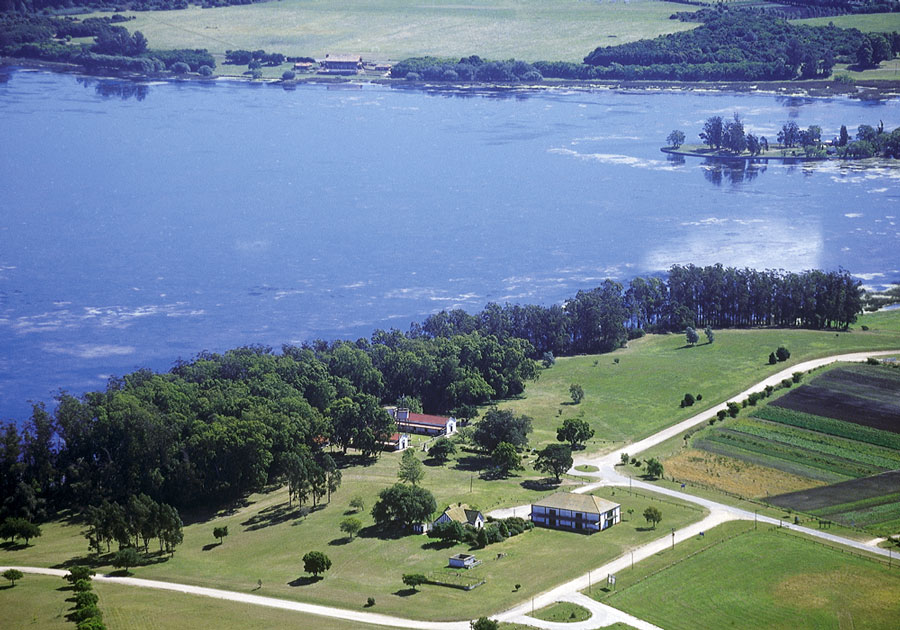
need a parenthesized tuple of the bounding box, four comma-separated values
(664, 115, 900, 161)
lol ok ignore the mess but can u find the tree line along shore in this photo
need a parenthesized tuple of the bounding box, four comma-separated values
(1, 6, 899, 84)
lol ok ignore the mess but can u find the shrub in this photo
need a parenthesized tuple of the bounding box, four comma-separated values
(726, 402, 740, 417)
(171, 61, 190, 74)
(769, 352, 777, 364)
(405, 72, 421, 81)
(696, 394, 702, 401)
(73, 579, 93, 592)
(366, 597, 375, 607)
(781, 378, 793, 388)
(792, 372, 803, 383)
(74, 591, 99, 608)
(282, 70, 296, 80)
(866, 357, 880, 365)
(72, 605, 102, 623)
(776, 346, 791, 362)
(681, 393, 695, 407)
(198, 65, 213, 76)
(716, 410, 727, 421)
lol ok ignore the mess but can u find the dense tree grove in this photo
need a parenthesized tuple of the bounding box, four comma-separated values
(0, 263, 862, 527)
(584, 8, 897, 80)
(0, 13, 214, 72)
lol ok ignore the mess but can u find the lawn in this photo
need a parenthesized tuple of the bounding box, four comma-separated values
(600, 523, 900, 630)
(77, 0, 699, 63)
(497, 318, 900, 453)
(531, 601, 591, 623)
(793, 12, 900, 33)
(1, 454, 705, 622)
(0, 574, 412, 630)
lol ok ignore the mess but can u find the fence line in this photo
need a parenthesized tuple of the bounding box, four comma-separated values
(772, 525, 899, 570)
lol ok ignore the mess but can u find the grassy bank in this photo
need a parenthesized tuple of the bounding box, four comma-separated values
(78, 0, 698, 62)
(498, 315, 900, 453)
(598, 522, 900, 630)
(0, 574, 411, 630)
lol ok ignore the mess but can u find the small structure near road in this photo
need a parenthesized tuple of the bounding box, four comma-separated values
(531, 492, 620, 533)
(449, 553, 481, 569)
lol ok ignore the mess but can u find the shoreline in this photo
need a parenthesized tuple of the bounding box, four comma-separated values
(5, 56, 900, 100)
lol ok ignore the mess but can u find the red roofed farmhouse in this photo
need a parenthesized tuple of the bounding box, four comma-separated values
(386, 407, 456, 436)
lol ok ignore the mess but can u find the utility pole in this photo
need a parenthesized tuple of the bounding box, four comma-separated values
(631, 550, 634, 570)
(671, 528, 675, 550)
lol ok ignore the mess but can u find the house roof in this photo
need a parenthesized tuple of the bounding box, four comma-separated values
(325, 54, 362, 62)
(440, 504, 483, 526)
(532, 492, 619, 515)
(402, 413, 453, 427)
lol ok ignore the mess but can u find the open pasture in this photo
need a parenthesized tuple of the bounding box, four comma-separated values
(83, 0, 699, 63)
(769, 365, 900, 434)
(603, 524, 900, 630)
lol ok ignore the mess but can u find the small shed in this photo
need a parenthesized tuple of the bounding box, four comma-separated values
(449, 553, 480, 569)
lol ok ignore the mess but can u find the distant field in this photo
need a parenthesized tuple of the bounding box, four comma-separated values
(794, 12, 900, 33)
(79, 0, 698, 62)
(602, 523, 900, 630)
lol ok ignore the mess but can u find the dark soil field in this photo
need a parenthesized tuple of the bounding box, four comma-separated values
(768, 470, 900, 512)
(770, 366, 900, 434)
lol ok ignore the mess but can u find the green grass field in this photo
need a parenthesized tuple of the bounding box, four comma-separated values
(1, 453, 704, 622)
(601, 523, 900, 630)
(531, 600, 591, 623)
(498, 318, 900, 453)
(80, 0, 698, 63)
(0, 574, 412, 630)
(794, 12, 900, 33)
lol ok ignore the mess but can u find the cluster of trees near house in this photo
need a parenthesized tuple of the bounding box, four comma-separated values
(390, 9, 899, 84)
(0, 13, 215, 73)
(0, 265, 862, 536)
(674, 115, 900, 159)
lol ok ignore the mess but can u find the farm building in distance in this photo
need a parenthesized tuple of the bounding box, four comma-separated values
(386, 407, 457, 436)
(531, 492, 620, 533)
(320, 54, 362, 74)
(449, 553, 480, 569)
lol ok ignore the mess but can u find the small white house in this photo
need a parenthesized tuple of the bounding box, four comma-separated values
(531, 492, 620, 534)
(433, 504, 484, 529)
(380, 432, 409, 452)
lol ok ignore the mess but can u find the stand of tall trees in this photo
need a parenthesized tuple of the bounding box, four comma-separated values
(0, 264, 861, 526)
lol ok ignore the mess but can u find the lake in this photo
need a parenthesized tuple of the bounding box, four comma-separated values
(1, 67, 899, 423)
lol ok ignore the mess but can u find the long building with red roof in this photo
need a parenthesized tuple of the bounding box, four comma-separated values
(386, 407, 457, 437)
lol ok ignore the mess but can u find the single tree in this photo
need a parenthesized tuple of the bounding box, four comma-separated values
(643, 506, 663, 529)
(768, 352, 778, 365)
(473, 408, 532, 452)
(620, 452, 630, 465)
(491, 442, 522, 477)
(428, 437, 457, 463)
(112, 547, 141, 574)
(428, 520, 466, 543)
(349, 496, 365, 513)
(556, 418, 594, 449)
(402, 573, 427, 591)
(471, 617, 499, 630)
(776, 346, 791, 362)
(74, 591, 99, 608)
(398, 449, 425, 486)
(645, 458, 664, 479)
(685, 327, 699, 346)
(72, 579, 93, 593)
(681, 393, 695, 408)
(704, 326, 714, 344)
(700, 116, 724, 149)
(839, 125, 849, 147)
(302, 551, 332, 577)
(667, 130, 686, 149)
(541, 351, 555, 368)
(2, 568, 23, 586)
(213, 525, 228, 544)
(534, 444, 573, 482)
(65, 566, 95, 584)
(626, 508, 635, 521)
(371, 484, 436, 528)
(568, 383, 585, 405)
(475, 526, 489, 549)
(340, 516, 363, 540)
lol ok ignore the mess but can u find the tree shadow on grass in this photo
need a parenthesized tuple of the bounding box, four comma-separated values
(328, 537, 352, 546)
(393, 588, 418, 597)
(287, 576, 321, 587)
(634, 526, 657, 532)
(181, 497, 254, 527)
(0, 541, 28, 552)
(421, 539, 455, 551)
(357, 524, 405, 541)
(520, 478, 559, 492)
(52, 552, 114, 570)
(0, 584, 15, 591)
(201, 542, 222, 552)
(454, 455, 491, 472)
(242, 501, 304, 532)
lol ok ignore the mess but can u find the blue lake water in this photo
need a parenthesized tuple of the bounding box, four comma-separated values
(1, 67, 899, 423)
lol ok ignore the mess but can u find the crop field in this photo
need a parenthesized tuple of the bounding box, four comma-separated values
(80, 0, 699, 63)
(769, 470, 900, 536)
(769, 365, 900, 434)
(794, 12, 900, 33)
(602, 524, 900, 630)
